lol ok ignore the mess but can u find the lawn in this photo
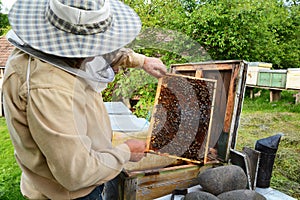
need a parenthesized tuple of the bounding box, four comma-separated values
(0, 89, 299, 199)
(236, 89, 300, 199)
(0, 118, 24, 200)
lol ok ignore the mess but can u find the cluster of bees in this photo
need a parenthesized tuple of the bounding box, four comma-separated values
(149, 75, 215, 162)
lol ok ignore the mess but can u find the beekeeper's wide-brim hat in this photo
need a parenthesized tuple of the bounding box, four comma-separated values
(8, 0, 141, 58)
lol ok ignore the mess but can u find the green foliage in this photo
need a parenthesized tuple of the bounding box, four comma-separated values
(127, 0, 299, 68)
(0, 1, 10, 36)
(126, 0, 186, 28)
(243, 89, 300, 113)
(105, 0, 299, 127)
(102, 48, 192, 118)
(0, 14, 9, 36)
(131, 81, 157, 118)
(186, 0, 286, 65)
(102, 70, 123, 102)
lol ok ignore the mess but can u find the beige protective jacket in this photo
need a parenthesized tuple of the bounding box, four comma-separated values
(3, 48, 145, 199)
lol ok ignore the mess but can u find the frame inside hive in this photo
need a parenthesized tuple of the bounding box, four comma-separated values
(170, 60, 248, 161)
(146, 73, 217, 164)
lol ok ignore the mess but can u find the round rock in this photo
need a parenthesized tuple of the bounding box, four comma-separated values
(217, 189, 266, 200)
(197, 165, 247, 195)
(183, 191, 219, 200)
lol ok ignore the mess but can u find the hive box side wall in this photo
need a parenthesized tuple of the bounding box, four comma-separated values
(198, 70, 231, 152)
(246, 67, 267, 85)
(246, 68, 259, 85)
(224, 63, 248, 160)
(271, 73, 287, 88)
(257, 70, 287, 88)
(246, 63, 272, 85)
(257, 71, 271, 87)
(120, 165, 202, 200)
(230, 62, 248, 150)
(286, 69, 300, 89)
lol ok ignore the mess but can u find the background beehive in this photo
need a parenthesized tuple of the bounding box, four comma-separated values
(246, 62, 272, 86)
(286, 68, 300, 89)
(257, 69, 287, 88)
(147, 74, 216, 163)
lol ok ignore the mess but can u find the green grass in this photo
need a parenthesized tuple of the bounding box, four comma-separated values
(243, 88, 300, 113)
(0, 118, 25, 200)
(0, 88, 299, 199)
(237, 88, 300, 199)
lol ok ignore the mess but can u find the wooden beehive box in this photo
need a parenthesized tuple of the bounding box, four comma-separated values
(246, 62, 272, 86)
(115, 74, 219, 200)
(117, 60, 248, 200)
(118, 163, 209, 200)
(257, 69, 287, 88)
(286, 68, 300, 89)
(170, 60, 248, 161)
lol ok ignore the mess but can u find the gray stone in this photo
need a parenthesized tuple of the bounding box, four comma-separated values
(197, 165, 247, 195)
(217, 189, 266, 200)
(183, 191, 219, 200)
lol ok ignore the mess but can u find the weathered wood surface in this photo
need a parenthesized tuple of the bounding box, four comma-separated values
(112, 131, 179, 171)
(286, 68, 300, 89)
(270, 89, 282, 102)
(257, 69, 287, 88)
(121, 164, 204, 200)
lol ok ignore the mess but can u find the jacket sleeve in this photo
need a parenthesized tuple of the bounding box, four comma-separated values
(26, 84, 131, 191)
(103, 48, 146, 69)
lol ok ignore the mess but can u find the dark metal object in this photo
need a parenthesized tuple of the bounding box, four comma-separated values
(243, 147, 261, 190)
(230, 147, 261, 190)
(170, 188, 188, 200)
(255, 133, 283, 188)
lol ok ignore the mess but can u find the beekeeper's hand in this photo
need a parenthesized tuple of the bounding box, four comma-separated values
(124, 139, 147, 162)
(142, 57, 167, 78)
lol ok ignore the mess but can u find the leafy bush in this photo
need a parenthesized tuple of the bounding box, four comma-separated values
(102, 48, 190, 118)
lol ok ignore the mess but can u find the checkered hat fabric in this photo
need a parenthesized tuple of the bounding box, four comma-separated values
(8, 0, 142, 58)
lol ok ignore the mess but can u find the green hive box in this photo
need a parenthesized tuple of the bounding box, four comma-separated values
(257, 69, 287, 88)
